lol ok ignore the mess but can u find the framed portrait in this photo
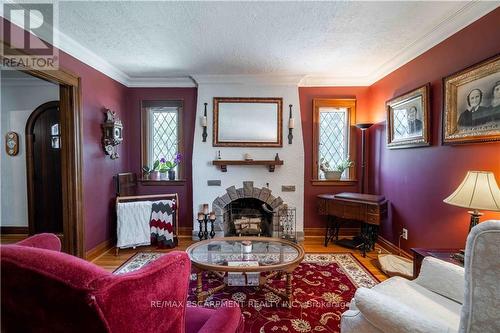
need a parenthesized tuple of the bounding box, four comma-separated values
(443, 55, 500, 144)
(386, 83, 430, 149)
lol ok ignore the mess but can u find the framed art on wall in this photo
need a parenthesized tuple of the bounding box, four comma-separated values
(442, 54, 500, 144)
(386, 83, 431, 149)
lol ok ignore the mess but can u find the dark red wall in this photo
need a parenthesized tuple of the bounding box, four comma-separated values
(126, 88, 197, 232)
(0, 18, 130, 251)
(299, 87, 371, 229)
(60, 52, 129, 250)
(367, 9, 500, 251)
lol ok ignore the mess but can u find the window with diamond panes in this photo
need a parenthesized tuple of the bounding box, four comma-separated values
(318, 107, 349, 179)
(147, 107, 179, 172)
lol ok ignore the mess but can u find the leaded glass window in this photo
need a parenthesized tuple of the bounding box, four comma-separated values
(142, 100, 182, 176)
(318, 107, 349, 179)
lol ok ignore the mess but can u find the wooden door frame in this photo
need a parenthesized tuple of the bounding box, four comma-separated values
(2, 47, 85, 257)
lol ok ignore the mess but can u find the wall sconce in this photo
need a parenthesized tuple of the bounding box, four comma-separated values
(101, 109, 123, 159)
(288, 104, 295, 144)
(201, 102, 208, 142)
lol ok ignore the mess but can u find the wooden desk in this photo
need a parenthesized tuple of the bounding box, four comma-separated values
(317, 192, 388, 256)
(411, 248, 463, 279)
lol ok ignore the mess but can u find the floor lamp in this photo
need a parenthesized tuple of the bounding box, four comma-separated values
(356, 123, 373, 194)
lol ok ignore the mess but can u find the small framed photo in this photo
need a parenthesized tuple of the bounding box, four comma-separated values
(386, 83, 430, 149)
(443, 55, 500, 144)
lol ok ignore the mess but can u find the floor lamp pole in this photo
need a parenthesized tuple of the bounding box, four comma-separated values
(356, 123, 373, 194)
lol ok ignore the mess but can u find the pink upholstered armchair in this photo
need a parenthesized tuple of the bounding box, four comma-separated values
(1, 233, 244, 333)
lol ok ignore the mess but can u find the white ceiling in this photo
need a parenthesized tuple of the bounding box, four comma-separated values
(39, 1, 500, 86)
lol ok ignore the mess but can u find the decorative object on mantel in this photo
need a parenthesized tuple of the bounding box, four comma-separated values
(443, 170, 500, 232)
(244, 153, 253, 161)
(101, 109, 123, 159)
(5, 131, 19, 156)
(201, 102, 208, 142)
(217, 150, 221, 160)
(212, 158, 284, 172)
(287, 104, 294, 144)
(319, 158, 353, 180)
(197, 203, 216, 240)
(356, 123, 374, 193)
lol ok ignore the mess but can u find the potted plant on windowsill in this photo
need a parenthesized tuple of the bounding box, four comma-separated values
(320, 158, 353, 180)
(143, 159, 162, 180)
(161, 153, 182, 180)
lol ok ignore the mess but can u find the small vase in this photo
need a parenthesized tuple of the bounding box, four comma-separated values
(160, 172, 168, 180)
(168, 170, 176, 180)
(150, 171, 160, 180)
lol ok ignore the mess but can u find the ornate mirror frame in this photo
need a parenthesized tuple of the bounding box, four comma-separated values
(213, 97, 283, 147)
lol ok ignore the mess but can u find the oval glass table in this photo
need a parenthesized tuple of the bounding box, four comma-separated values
(186, 237, 304, 306)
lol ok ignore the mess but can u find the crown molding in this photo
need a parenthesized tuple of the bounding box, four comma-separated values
(127, 76, 197, 88)
(192, 74, 305, 86)
(298, 1, 499, 87)
(364, 1, 499, 85)
(298, 75, 372, 87)
(3, 1, 497, 88)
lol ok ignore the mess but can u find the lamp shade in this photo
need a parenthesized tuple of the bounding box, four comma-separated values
(443, 171, 500, 211)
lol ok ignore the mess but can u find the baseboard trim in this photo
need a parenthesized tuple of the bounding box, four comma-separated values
(0, 226, 29, 234)
(304, 227, 360, 238)
(377, 236, 412, 259)
(178, 227, 193, 237)
(86, 239, 114, 261)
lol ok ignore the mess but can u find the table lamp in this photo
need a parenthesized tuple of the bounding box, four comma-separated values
(443, 171, 500, 231)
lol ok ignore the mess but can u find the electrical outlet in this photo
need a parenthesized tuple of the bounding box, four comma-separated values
(402, 228, 408, 240)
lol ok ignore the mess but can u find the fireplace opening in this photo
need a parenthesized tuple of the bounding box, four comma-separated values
(224, 198, 274, 237)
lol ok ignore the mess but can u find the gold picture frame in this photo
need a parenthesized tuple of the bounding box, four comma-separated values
(386, 83, 431, 149)
(213, 97, 283, 147)
(442, 55, 500, 144)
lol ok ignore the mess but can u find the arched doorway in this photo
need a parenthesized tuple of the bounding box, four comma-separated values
(26, 101, 63, 236)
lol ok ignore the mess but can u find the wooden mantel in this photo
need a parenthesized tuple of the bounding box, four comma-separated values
(212, 159, 284, 172)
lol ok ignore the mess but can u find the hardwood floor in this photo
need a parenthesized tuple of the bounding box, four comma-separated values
(92, 236, 389, 281)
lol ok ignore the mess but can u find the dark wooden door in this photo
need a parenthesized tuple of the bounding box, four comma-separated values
(26, 101, 63, 234)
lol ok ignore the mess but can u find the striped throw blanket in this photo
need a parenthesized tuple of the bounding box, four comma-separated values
(149, 200, 177, 248)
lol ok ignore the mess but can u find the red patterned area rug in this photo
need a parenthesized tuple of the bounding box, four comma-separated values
(114, 253, 378, 333)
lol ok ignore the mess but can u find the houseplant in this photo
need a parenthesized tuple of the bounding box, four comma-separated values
(143, 159, 161, 180)
(162, 153, 182, 180)
(320, 158, 353, 180)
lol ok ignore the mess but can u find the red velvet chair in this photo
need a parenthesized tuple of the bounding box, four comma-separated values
(1, 233, 244, 333)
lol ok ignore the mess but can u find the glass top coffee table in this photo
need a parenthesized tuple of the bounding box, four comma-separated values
(186, 237, 304, 307)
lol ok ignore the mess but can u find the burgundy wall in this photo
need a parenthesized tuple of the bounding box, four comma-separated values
(126, 88, 197, 232)
(60, 52, 129, 251)
(0, 18, 130, 251)
(367, 9, 500, 252)
(299, 87, 371, 229)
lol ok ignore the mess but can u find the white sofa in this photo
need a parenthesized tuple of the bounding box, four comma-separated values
(341, 220, 500, 333)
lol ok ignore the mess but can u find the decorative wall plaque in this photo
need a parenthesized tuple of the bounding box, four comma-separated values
(5, 131, 19, 156)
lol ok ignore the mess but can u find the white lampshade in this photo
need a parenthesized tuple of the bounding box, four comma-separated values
(444, 171, 500, 211)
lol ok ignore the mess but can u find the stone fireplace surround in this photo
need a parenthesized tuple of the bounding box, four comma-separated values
(209, 181, 285, 238)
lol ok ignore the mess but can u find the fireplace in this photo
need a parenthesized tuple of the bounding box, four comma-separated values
(225, 198, 274, 237)
(211, 181, 285, 238)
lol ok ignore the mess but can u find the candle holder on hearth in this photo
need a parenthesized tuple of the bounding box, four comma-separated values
(197, 207, 217, 241)
(278, 206, 297, 242)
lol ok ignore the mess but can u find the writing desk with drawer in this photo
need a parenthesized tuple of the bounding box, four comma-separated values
(317, 192, 388, 256)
